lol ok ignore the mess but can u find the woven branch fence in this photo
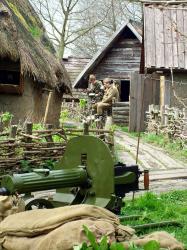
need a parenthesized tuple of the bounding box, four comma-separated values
(146, 105, 187, 143)
(0, 122, 114, 175)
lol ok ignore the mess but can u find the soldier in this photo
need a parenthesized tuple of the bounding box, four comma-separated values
(94, 78, 119, 117)
(87, 74, 104, 102)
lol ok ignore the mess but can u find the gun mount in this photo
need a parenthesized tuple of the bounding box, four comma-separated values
(0, 136, 148, 213)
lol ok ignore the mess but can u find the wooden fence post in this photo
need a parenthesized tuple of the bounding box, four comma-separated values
(45, 124, 54, 146)
(25, 122, 33, 143)
(83, 123, 89, 135)
(9, 125, 17, 138)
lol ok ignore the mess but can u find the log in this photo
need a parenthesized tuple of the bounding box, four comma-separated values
(113, 102, 129, 107)
(112, 111, 129, 115)
(113, 115, 129, 119)
(112, 107, 129, 112)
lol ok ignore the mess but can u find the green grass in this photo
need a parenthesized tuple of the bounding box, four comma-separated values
(118, 126, 187, 163)
(121, 190, 187, 248)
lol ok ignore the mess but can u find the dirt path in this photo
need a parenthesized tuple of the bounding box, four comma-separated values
(115, 131, 187, 193)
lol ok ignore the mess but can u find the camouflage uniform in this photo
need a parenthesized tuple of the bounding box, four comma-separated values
(88, 80, 104, 102)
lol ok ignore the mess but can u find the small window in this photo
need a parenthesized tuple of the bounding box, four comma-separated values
(0, 59, 24, 95)
(0, 70, 20, 85)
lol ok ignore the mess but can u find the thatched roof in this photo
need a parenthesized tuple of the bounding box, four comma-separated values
(0, 0, 71, 93)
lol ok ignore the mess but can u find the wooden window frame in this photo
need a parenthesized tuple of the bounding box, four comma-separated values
(0, 73, 24, 95)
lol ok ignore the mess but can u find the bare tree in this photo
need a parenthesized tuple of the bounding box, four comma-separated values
(71, 0, 142, 57)
(30, 0, 105, 57)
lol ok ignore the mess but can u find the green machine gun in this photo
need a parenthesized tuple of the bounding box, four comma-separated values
(0, 136, 149, 213)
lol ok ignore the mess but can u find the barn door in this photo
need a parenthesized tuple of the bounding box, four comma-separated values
(129, 72, 160, 132)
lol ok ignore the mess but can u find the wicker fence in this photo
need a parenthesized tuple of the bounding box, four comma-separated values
(0, 123, 68, 174)
(146, 105, 187, 142)
(0, 122, 114, 174)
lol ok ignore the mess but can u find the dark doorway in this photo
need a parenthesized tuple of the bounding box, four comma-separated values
(120, 80, 130, 102)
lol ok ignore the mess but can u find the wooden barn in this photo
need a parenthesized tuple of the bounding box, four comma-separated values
(73, 21, 142, 125)
(63, 57, 91, 84)
(141, 1, 187, 109)
(62, 57, 90, 101)
(0, 0, 71, 126)
(125, 1, 187, 132)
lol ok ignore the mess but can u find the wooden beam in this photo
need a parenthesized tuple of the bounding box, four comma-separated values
(43, 91, 53, 125)
(160, 76, 170, 107)
(160, 75, 170, 124)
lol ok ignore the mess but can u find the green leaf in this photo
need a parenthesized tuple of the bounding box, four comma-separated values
(110, 242, 125, 250)
(73, 242, 88, 250)
(99, 236, 108, 250)
(83, 225, 99, 250)
(143, 240, 160, 250)
(79, 99, 87, 108)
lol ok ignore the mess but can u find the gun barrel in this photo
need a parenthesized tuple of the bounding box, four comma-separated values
(0, 167, 87, 195)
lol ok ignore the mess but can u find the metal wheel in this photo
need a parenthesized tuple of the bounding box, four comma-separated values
(25, 198, 54, 210)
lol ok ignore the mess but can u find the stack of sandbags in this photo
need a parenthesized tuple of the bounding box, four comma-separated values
(0, 196, 25, 222)
(0, 204, 184, 250)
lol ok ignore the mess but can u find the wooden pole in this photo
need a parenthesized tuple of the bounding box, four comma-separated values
(160, 76, 170, 125)
(43, 91, 53, 125)
(160, 76, 165, 108)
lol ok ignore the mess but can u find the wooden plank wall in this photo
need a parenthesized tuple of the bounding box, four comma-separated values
(129, 72, 160, 132)
(93, 34, 141, 80)
(63, 57, 90, 84)
(144, 4, 187, 70)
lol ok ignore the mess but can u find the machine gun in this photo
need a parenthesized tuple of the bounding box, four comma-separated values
(0, 136, 149, 213)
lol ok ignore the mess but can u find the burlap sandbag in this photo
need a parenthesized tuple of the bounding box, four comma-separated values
(0, 196, 25, 223)
(0, 204, 184, 250)
(0, 204, 134, 250)
(1, 219, 116, 250)
(122, 231, 184, 250)
(0, 204, 119, 237)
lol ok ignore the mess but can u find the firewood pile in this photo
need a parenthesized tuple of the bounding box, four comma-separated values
(0, 123, 67, 174)
(146, 105, 187, 142)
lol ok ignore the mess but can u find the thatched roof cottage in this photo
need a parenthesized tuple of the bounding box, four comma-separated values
(0, 0, 71, 125)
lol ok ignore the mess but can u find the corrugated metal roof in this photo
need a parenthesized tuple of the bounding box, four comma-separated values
(144, 3, 187, 70)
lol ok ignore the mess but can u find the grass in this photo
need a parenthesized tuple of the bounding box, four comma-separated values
(121, 190, 187, 248)
(119, 126, 187, 163)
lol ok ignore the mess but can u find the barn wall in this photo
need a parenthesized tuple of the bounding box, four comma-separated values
(0, 77, 61, 124)
(63, 57, 90, 84)
(92, 33, 141, 80)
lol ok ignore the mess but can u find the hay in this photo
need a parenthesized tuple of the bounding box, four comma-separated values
(0, 0, 71, 93)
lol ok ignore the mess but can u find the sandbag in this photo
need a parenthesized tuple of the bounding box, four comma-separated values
(1, 219, 116, 250)
(0, 204, 133, 250)
(0, 204, 184, 250)
(122, 231, 184, 250)
(0, 196, 25, 222)
(0, 204, 119, 237)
